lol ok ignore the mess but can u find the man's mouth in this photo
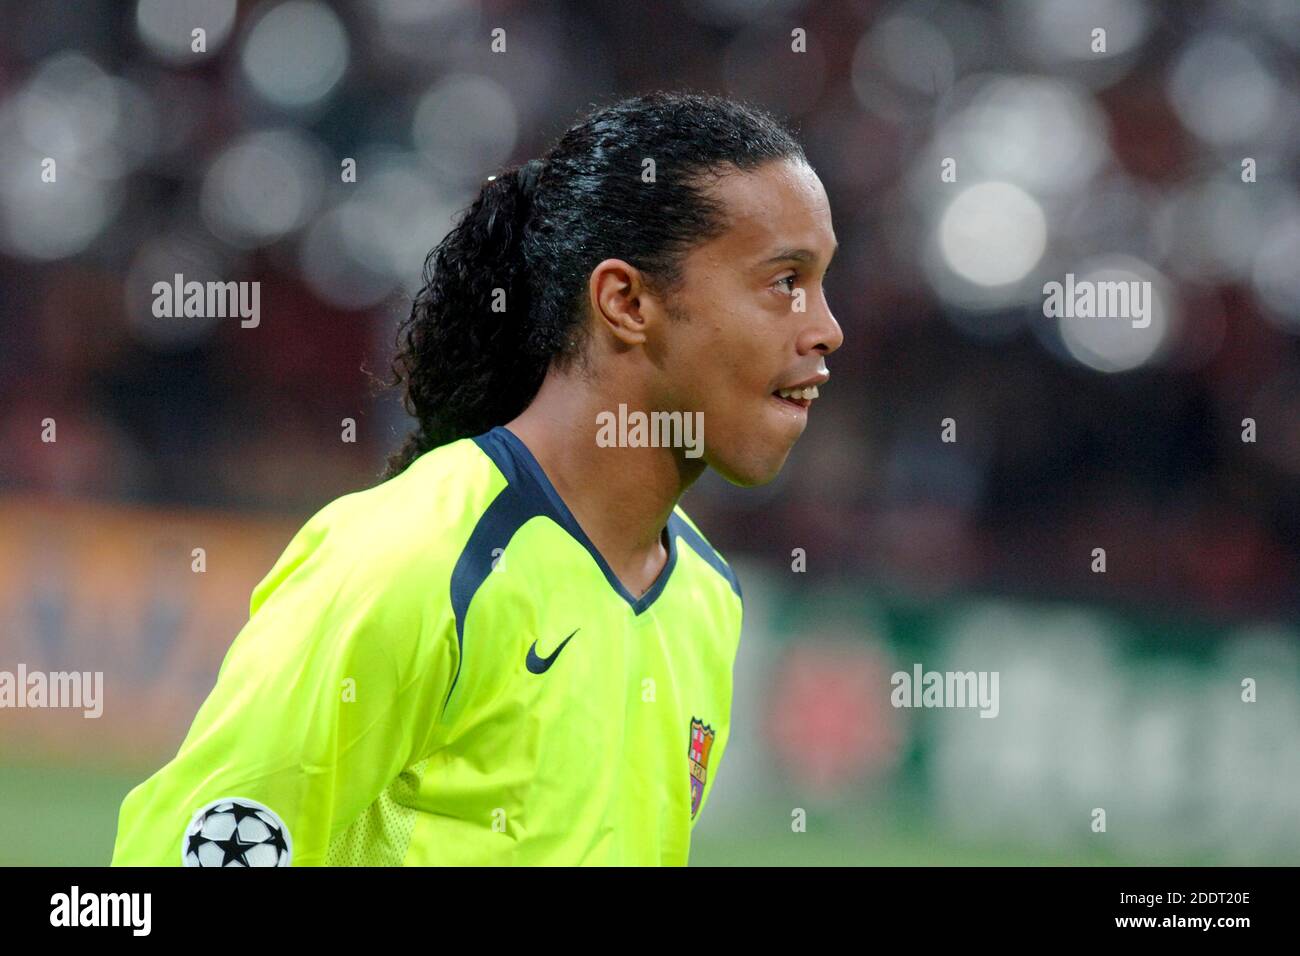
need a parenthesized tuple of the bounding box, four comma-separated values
(771, 384, 819, 410)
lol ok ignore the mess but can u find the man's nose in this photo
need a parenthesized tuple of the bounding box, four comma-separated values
(801, 300, 843, 355)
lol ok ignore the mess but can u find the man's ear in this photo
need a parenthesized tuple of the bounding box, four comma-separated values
(588, 258, 659, 347)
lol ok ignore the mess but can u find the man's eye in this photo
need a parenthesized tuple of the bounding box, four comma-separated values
(775, 276, 797, 294)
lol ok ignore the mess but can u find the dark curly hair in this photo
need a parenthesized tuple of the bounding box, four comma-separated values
(384, 91, 807, 477)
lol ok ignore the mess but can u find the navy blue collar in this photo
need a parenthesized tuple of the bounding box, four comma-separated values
(474, 425, 680, 614)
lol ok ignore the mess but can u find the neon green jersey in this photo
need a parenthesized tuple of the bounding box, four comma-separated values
(111, 425, 743, 866)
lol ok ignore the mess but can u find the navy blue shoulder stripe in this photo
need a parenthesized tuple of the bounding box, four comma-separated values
(668, 511, 742, 600)
(445, 480, 538, 711)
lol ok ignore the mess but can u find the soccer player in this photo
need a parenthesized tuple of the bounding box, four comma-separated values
(111, 91, 843, 866)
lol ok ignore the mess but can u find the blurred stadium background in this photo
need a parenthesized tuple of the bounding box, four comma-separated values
(2, 0, 1300, 865)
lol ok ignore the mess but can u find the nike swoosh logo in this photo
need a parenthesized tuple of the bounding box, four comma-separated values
(526, 629, 579, 674)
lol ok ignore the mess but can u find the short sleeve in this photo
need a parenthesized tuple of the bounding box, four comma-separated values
(111, 516, 457, 866)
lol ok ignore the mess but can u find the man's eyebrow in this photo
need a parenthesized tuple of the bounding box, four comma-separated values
(758, 243, 839, 266)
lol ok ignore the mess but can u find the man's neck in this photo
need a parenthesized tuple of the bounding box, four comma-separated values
(505, 374, 707, 598)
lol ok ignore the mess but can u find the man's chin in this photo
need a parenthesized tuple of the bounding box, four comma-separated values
(707, 447, 792, 488)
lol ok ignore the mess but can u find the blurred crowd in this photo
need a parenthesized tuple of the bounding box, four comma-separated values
(1, 0, 1298, 618)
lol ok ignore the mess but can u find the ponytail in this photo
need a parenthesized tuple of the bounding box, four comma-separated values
(385, 160, 547, 477)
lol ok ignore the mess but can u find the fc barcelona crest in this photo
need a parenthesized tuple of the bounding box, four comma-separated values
(688, 717, 715, 819)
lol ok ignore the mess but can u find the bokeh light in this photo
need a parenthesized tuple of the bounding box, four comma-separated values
(136, 0, 238, 64)
(240, 1, 350, 110)
(938, 181, 1048, 288)
(200, 129, 327, 247)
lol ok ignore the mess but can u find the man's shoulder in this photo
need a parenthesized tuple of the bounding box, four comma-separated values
(292, 436, 506, 587)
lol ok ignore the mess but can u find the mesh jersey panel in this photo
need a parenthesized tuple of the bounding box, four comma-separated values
(325, 758, 427, 866)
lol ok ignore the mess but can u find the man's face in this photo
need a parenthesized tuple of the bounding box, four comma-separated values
(649, 157, 843, 486)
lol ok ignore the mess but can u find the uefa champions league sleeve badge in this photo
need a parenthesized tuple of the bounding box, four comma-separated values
(181, 797, 292, 867)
